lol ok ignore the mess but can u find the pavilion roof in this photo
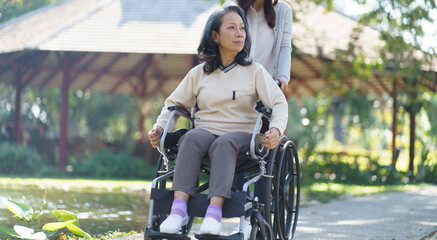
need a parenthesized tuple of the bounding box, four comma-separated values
(0, 0, 435, 97)
(0, 0, 218, 54)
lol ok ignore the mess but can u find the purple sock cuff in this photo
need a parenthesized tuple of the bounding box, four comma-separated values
(173, 200, 187, 206)
(208, 205, 222, 212)
(170, 200, 187, 218)
(171, 208, 186, 218)
(205, 205, 222, 223)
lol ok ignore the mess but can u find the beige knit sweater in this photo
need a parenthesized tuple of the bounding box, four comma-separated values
(154, 62, 288, 135)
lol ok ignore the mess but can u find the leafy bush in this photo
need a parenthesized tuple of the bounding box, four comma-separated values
(0, 142, 45, 175)
(302, 159, 370, 184)
(301, 158, 407, 185)
(70, 149, 155, 179)
(419, 164, 437, 184)
(368, 160, 408, 184)
(417, 149, 437, 184)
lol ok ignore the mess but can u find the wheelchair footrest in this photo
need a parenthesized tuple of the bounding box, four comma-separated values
(145, 228, 191, 240)
(195, 233, 243, 240)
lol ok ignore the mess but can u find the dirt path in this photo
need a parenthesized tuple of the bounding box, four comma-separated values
(112, 185, 437, 240)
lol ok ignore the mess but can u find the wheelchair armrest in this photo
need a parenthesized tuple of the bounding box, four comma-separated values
(167, 105, 193, 121)
(250, 107, 272, 160)
(256, 106, 272, 120)
(158, 105, 194, 158)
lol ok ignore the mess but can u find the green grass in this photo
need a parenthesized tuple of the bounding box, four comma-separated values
(0, 176, 152, 192)
(2, 175, 427, 203)
(301, 182, 427, 203)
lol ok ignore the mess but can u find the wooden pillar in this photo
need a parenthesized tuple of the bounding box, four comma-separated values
(139, 113, 146, 143)
(391, 78, 398, 167)
(13, 67, 22, 144)
(138, 54, 155, 143)
(58, 52, 71, 169)
(408, 78, 417, 179)
(409, 107, 416, 178)
(138, 67, 147, 144)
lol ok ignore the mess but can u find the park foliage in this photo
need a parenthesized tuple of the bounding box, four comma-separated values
(0, 0, 436, 182)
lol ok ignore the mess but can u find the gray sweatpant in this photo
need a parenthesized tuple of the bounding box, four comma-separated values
(172, 128, 251, 199)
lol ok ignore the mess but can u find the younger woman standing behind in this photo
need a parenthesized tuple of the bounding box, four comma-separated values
(225, 0, 293, 93)
(224, 1, 293, 239)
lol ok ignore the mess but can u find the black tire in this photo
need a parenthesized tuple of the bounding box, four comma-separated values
(275, 141, 300, 240)
(264, 138, 300, 240)
(264, 135, 288, 230)
(250, 219, 274, 240)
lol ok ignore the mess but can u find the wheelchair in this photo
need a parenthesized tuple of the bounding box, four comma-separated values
(144, 105, 300, 240)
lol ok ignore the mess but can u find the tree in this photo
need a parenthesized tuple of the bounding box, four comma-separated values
(361, 0, 436, 178)
(327, 0, 436, 178)
(0, 0, 59, 24)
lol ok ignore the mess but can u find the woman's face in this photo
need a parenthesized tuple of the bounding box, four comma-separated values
(213, 11, 246, 58)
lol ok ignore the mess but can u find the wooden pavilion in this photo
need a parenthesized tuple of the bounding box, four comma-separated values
(0, 0, 435, 174)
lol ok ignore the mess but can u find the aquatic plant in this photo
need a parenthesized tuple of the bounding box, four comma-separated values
(0, 192, 91, 240)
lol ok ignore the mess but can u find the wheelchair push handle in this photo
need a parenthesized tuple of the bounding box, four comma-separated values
(274, 79, 282, 88)
(256, 106, 272, 119)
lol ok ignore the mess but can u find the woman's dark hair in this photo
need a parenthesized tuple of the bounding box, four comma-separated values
(237, 0, 278, 28)
(197, 5, 252, 74)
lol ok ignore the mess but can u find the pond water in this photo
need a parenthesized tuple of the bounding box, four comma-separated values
(0, 187, 149, 235)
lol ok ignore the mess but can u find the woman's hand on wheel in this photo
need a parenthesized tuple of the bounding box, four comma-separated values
(262, 127, 281, 149)
(148, 126, 163, 148)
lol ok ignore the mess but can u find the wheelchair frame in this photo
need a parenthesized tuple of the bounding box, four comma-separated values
(144, 105, 300, 240)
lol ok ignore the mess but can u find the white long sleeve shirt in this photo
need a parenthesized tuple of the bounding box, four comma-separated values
(154, 62, 288, 135)
(247, 5, 276, 77)
(224, 0, 293, 83)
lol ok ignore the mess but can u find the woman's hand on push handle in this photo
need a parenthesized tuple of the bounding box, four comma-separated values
(148, 126, 163, 148)
(278, 78, 288, 94)
(262, 127, 281, 149)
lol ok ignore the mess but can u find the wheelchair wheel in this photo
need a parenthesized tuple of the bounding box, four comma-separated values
(264, 138, 300, 240)
(264, 135, 287, 227)
(250, 219, 274, 240)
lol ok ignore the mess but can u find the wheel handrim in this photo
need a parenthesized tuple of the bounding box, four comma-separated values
(274, 141, 300, 240)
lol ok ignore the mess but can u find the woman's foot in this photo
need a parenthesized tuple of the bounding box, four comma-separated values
(199, 217, 222, 235)
(160, 199, 189, 234)
(199, 204, 223, 235)
(159, 214, 189, 234)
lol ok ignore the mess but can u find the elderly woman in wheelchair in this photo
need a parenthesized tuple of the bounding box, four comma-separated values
(146, 5, 299, 240)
